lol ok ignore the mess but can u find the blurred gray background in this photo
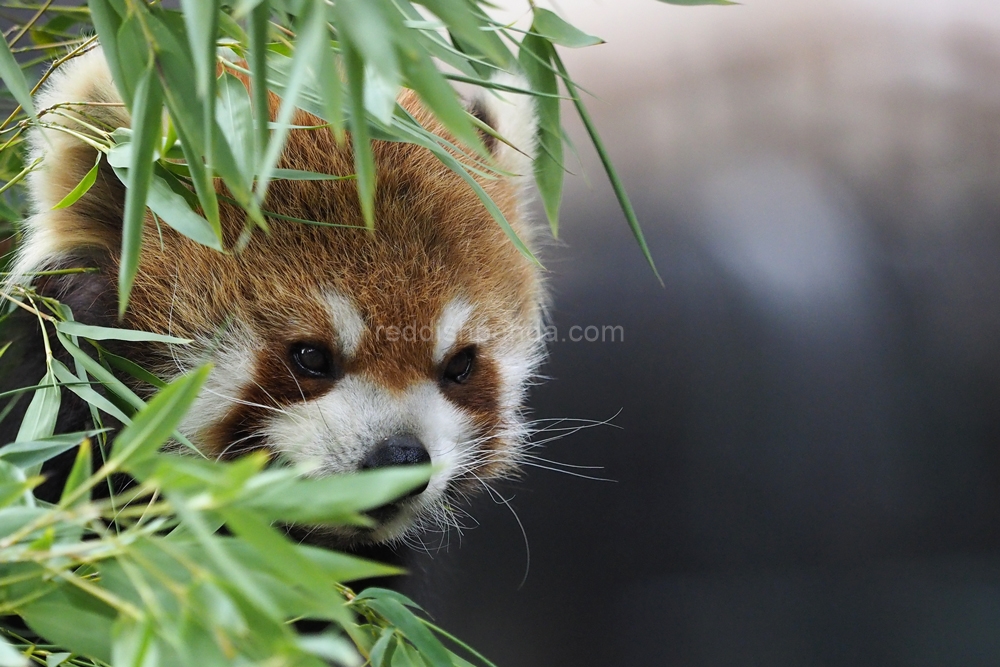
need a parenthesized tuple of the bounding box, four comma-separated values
(401, 1, 1000, 665)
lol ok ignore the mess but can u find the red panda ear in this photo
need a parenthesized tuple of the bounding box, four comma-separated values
(13, 47, 129, 280)
(467, 73, 538, 180)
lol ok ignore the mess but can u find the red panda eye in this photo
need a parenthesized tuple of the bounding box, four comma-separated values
(443, 346, 476, 384)
(290, 343, 335, 378)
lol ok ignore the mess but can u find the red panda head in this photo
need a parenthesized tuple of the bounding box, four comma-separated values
(12, 47, 546, 545)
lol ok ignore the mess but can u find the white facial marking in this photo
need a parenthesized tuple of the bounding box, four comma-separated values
(325, 292, 366, 358)
(263, 375, 475, 541)
(433, 298, 474, 365)
(172, 324, 260, 452)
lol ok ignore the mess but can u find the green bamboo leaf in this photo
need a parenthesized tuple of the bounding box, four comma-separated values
(181, 0, 220, 186)
(180, 0, 220, 99)
(393, 115, 538, 264)
(58, 437, 92, 506)
(110, 365, 211, 467)
(87, 0, 126, 104)
(532, 9, 604, 48)
(233, 0, 267, 19)
(271, 168, 354, 181)
(161, 112, 221, 237)
(370, 628, 395, 667)
(220, 507, 352, 623)
(111, 615, 159, 667)
(342, 40, 376, 229)
(394, 0, 486, 78)
(118, 62, 163, 318)
(415, 0, 511, 68)
(399, 43, 487, 159)
(0, 464, 39, 509)
(169, 495, 283, 619)
(314, 28, 345, 145)
(236, 465, 432, 522)
(296, 632, 359, 666)
(0, 33, 37, 119)
(51, 155, 100, 210)
(354, 587, 424, 611)
(217, 72, 256, 187)
(15, 370, 60, 443)
(519, 33, 563, 236)
(296, 542, 404, 582)
(145, 172, 223, 250)
(51, 358, 131, 424)
(552, 52, 663, 284)
(392, 641, 426, 667)
(100, 348, 168, 390)
(115, 13, 151, 107)
(56, 331, 144, 412)
(0, 431, 102, 469)
(364, 598, 450, 667)
(257, 0, 332, 197)
(18, 584, 117, 664)
(56, 320, 193, 345)
(44, 653, 70, 667)
(144, 12, 254, 225)
(333, 0, 401, 125)
(247, 1, 270, 166)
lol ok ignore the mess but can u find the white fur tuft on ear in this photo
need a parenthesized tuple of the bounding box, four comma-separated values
(8, 46, 128, 284)
(471, 72, 538, 180)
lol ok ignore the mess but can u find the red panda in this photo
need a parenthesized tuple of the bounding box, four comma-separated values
(5, 46, 546, 547)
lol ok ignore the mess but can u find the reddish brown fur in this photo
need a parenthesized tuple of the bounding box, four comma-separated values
(35, 65, 542, 472)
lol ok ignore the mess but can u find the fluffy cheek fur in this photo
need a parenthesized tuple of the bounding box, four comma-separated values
(169, 313, 540, 545)
(266, 378, 475, 542)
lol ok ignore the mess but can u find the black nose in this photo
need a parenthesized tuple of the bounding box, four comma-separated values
(360, 434, 431, 498)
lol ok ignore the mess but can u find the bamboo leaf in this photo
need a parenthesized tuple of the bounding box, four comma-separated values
(56, 320, 192, 345)
(216, 72, 256, 187)
(111, 615, 159, 667)
(257, 0, 330, 198)
(342, 40, 376, 229)
(334, 0, 401, 126)
(393, 113, 538, 264)
(520, 33, 563, 236)
(179, 0, 220, 99)
(87, 0, 126, 103)
(58, 437, 92, 506)
(110, 365, 211, 467)
(399, 42, 487, 159)
(0, 431, 102, 469)
(247, 1, 271, 166)
(181, 0, 220, 185)
(552, 52, 662, 283)
(118, 62, 163, 318)
(364, 598, 450, 667)
(415, 0, 511, 68)
(272, 168, 354, 181)
(15, 370, 60, 443)
(532, 9, 604, 48)
(50, 358, 131, 425)
(0, 32, 37, 119)
(18, 585, 117, 664)
(51, 155, 100, 210)
(370, 628, 394, 667)
(115, 12, 151, 107)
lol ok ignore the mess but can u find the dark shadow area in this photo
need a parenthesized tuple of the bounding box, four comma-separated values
(400, 10, 1000, 666)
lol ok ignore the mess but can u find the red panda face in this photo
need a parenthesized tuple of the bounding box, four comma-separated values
(13, 49, 546, 545)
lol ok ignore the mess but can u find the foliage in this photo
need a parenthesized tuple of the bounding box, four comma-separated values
(0, 1, 729, 665)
